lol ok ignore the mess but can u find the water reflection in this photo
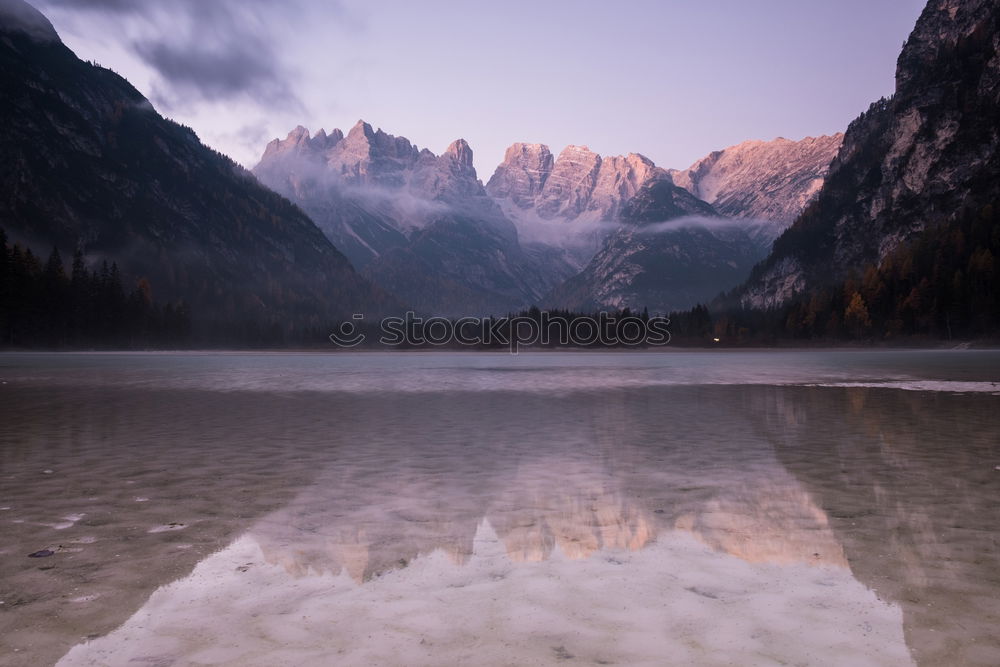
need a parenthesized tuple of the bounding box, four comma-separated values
(250, 428, 848, 585)
(1, 353, 997, 666)
(753, 386, 1000, 666)
(54, 384, 918, 666)
(254, 457, 661, 581)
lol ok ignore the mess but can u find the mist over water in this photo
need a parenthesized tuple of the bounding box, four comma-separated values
(1, 351, 998, 666)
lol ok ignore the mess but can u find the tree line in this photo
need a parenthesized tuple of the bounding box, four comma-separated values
(0, 229, 191, 347)
(3, 196, 995, 349)
(671, 200, 1000, 344)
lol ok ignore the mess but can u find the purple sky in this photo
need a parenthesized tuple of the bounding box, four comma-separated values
(37, 0, 925, 177)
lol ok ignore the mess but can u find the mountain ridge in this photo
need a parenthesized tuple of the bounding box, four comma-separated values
(740, 0, 1000, 309)
(253, 122, 553, 316)
(668, 134, 843, 235)
(0, 1, 397, 339)
(487, 143, 668, 224)
(485, 135, 840, 315)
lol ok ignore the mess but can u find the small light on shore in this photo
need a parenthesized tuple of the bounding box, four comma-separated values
(713, 337, 720, 343)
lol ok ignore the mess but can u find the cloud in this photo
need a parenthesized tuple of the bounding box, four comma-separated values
(501, 208, 610, 250)
(41, 0, 133, 9)
(36, 0, 309, 110)
(632, 215, 781, 246)
(636, 215, 735, 234)
(136, 38, 298, 110)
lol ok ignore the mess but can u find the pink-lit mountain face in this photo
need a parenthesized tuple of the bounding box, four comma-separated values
(254, 122, 554, 316)
(483, 137, 843, 313)
(487, 144, 666, 222)
(669, 135, 843, 237)
(255, 119, 847, 315)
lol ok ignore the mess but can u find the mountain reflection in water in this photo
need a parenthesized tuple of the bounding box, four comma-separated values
(0, 351, 997, 666)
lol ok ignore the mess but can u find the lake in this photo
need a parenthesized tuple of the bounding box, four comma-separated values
(1, 350, 998, 666)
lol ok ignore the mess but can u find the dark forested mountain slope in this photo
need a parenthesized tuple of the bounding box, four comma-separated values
(0, 0, 395, 340)
(742, 0, 1000, 309)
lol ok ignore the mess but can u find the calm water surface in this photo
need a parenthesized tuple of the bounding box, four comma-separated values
(0, 350, 998, 666)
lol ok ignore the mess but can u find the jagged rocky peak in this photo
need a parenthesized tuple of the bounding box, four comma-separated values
(444, 138, 474, 167)
(485, 142, 554, 207)
(339, 118, 412, 158)
(346, 118, 373, 138)
(260, 125, 342, 161)
(310, 127, 343, 150)
(256, 120, 493, 200)
(669, 134, 843, 226)
(589, 152, 661, 218)
(488, 142, 668, 221)
(286, 125, 311, 145)
(409, 137, 487, 203)
(325, 120, 416, 187)
(535, 145, 602, 218)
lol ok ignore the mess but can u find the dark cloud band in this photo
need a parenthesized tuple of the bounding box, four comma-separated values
(37, 0, 304, 109)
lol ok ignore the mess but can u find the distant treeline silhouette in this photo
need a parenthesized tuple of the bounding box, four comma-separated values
(0, 229, 191, 347)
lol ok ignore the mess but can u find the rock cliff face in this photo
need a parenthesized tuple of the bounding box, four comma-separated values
(254, 123, 550, 316)
(255, 121, 489, 216)
(669, 134, 843, 237)
(484, 143, 554, 209)
(0, 0, 394, 334)
(742, 0, 1000, 308)
(487, 138, 813, 313)
(487, 143, 666, 223)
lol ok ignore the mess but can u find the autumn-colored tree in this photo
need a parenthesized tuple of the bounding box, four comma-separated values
(844, 292, 872, 338)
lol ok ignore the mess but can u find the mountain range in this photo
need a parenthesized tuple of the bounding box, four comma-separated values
(0, 0, 843, 327)
(481, 136, 843, 313)
(486, 143, 665, 224)
(253, 123, 552, 316)
(3, 0, 992, 340)
(255, 125, 841, 315)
